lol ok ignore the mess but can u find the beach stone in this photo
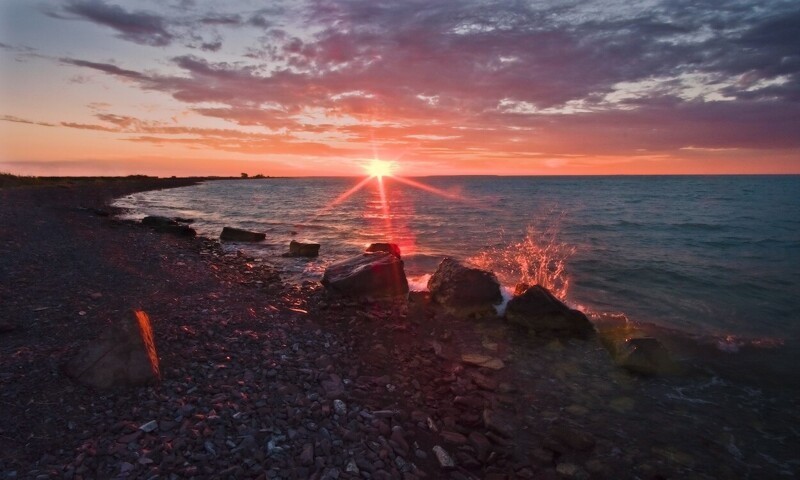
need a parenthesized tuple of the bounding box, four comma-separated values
(547, 424, 596, 451)
(64, 312, 159, 389)
(483, 409, 515, 438)
(505, 284, 594, 338)
(432, 445, 455, 469)
(469, 432, 492, 461)
(614, 337, 677, 375)
(366, 242, 402, 258)
(0, 319, 16, 333)
(462, 353, 504, 370)
(141, 215, 176, 227)
(156, 224, 196, 236)
(321, 252, 409, 298)
(287, 240, 320, 257)
(427, 258, 502, 318)
(220, 226, 266, 242)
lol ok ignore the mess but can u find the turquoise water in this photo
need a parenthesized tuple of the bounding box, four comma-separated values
(115, 175, 800, 385)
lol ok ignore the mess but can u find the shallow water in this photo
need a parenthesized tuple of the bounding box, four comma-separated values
(114, 175, 800, 390)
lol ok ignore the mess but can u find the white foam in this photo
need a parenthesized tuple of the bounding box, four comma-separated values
(494, 285, 515, 316)
(407, 274, 432, 292)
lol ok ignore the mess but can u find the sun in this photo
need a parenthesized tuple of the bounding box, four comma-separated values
(364, 159, 396, 178)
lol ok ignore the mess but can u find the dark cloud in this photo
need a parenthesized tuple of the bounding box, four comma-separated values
(61, 0, 173, 46)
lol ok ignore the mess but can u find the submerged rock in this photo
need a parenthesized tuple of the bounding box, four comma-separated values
(321, 252, 408, 298)
(285, 240, 320, 257)
(220, 226, 265, 242)
(427, 258, 502, 318)
(614, 337, 677, 375)
(505, 284, 594, 338)
(142, 216, 196, 236)
(64, 311, 160, 389)
(366, 242, 402, 258)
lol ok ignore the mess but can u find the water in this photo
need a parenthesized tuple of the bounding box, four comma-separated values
(114, 175, 800, 386)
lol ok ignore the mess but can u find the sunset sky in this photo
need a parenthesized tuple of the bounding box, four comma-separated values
(1, 0, 798, 176)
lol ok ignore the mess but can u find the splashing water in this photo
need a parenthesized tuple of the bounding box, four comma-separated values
(468, 225, 575, 301)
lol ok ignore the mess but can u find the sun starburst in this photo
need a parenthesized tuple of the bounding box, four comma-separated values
(364, 159, 396, 178)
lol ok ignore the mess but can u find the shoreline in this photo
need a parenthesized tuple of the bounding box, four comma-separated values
(1, 180, 797, 479)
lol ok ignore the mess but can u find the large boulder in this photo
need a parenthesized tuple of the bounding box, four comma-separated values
(321, 252, 408, 298)
(613, 337, 677, 375)
(64, 311, 160, 389)
(427, 258, 502, 318)
(284, 240, 321, 257)
(505, 284, 594, 338)
(366, 242, 402, 258)
(220, 226, 266, 242)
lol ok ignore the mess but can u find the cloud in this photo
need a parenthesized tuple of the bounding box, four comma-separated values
(52, 0, 800, 163)
(61, 0, 174, 46)
(1, 115, 56, 127)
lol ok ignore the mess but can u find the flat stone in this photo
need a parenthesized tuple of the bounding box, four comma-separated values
(462, 354, 504, 370)
(432, 445, 455, 469)
(441, 431, 468, 445)
(333, 399, 347, 416)
(139, 420, 158, 433)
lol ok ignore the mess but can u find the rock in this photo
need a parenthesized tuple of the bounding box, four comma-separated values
(300, 443, 314, 465)
(321, 252, 409, 298)
(158, 224, 196, 236)
(468, 432, 492, 461)
(0, 319, 16, 333)
(505, 284, 594, 338)
(614, 337, 677, 375)
(285, 240, 320, 257)
(220, 226, 266, 242)
(64, 310, 160, 389)
(555, 463, 589, 479)
(440, 431, 468, 445)
(427, 258, 502, 317)
(547, 424, 595, 451)
(141, 215, 177, 227)
(333, 399, 347, 416)
(366, 243, 402, 258)
(432, 445, 455, 469)
(462, 354, 504, 370)
(483, 409, 515, 438)
(139, 420, 158, 433)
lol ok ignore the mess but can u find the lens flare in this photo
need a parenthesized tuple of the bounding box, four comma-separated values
(364, 159, 396, 178)
(134, 309, 161, 381)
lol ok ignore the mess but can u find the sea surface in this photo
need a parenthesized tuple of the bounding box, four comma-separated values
(114, 175, 800, 386)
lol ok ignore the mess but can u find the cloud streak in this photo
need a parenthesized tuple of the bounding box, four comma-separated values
(31, 0, 800, 172)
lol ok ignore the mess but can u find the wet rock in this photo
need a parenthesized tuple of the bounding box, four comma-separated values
(505, 284, 594, 338)
(432, 445, 455, 469)
(462, 354, 504, 370)
(366, 242, 402, 258)
(427, 258, 502, 318)
(321, 252, 409, 298)
(614, 337, 678, 375)
(280, 240, 319, 257)
(141, 215, 176, 227)
(64, 311, 159, 389)
(220, 226, 266, 242)
(155, 224, 196, 237)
